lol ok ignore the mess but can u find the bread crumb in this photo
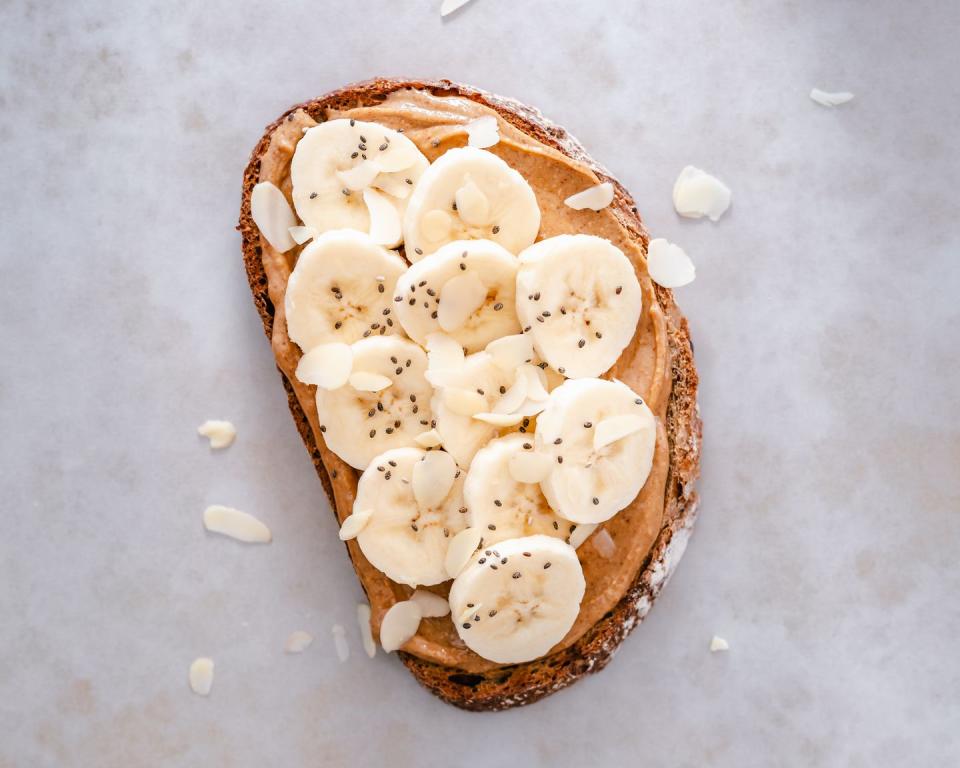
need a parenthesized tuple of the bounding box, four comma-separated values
(710, 635, 729, 652)
(197, 420, 236, 449)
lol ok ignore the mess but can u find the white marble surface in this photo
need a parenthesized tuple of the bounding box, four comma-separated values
(2, 1, 958, 766)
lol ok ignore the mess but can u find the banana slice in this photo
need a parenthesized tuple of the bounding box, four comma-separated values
(403, 147, 540, 259)
(285, 230, 407, 351)
(516, 235, 642, 379)
(291, 119, 428, 247)
(316, 336, 433, 469)
(463, 434, 572, 546)
(449, 535, 585, 664)
(393, 239, 520, 352)
(534, 378, 656, 524)
(352, 447, 467, 587)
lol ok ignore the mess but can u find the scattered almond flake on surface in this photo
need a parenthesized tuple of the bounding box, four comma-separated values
(412, 450, 457, 508)
(564, 181, 614, 211)
(517, 363, 549, 402)
(710, 635, 730, 652)
(472, 411, 524, 427)
(455, 179, 491, 223)
(363, 188, 402, 246)
(672, 166, 731, 221)
(348, 371, 392, 392)
(410, 589, 451, 618)
(445, 527, 483, 578)
(296, 343, 353, 389)
(250, 181, 297, 252)
(339, 509, 373, 541)
(810, 88, 854, 107)
(568, 523, 598, 549)
(647, 238, 696, 289)
(465, 115, 499, 149)
(414, 429, 443, 448)
(288, 225, 317, 245)
(491, 371, 528, 414)
(380, 600, 422, 653)
(203, 505, 272, 544)
(507, 450, 554, 484)
(188, 657, 214, 696)
(197, 420, 236, 449)
(332, 624, 350, 662)
(485, 333, 533, 372)
(593, 414, 650, 451)
(443, 387, 487, 416)
(285, 630, 314, 654)
(440, 0, 474, 18)
(592, 528, 616, 558)
(337, 160, 380, 191)
(357, 603, 376, 658)
(438, 272, 487, 332)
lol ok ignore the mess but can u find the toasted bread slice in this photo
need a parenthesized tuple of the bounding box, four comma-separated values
(238, 78, 701, 711)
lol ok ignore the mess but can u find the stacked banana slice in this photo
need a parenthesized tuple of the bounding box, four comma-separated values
(253, 118, 657, 665)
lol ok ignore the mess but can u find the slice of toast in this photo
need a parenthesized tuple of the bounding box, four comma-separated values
(238, 77, 701, 711)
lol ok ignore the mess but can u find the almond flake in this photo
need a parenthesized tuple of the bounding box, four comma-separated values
(284, 630, 314, 654)
(810, 88, 854, 107)
(372, 139, 419, 172)
(412, 450, 458, 509)
(464, 115, 499, 149)
(518, 363, 550, 401)
(507, 450, 554, 484)
(203, 505, 272, 543)
(568, 522, 598, 549)
(472, 411, 525, 427)
(593, 413, 650, 451)
(647, 238, 696, 288)
(288, 225, 317, 245)
(454, 179, 490, 225)
(710, 635, 730, 652)
(672, 166, 731, 221)
(373, 173, 412, 199)
(410, 589, 451, 618)
(296, 343, 353, 389)
(336, 160, 379, 191)
(348, 371, 392, 392)
(438, 271, 487, 331)
(188, 657, 214, 696)
(363, 188, 402, 246)
(380, 600, 422, 653)
(512, 398, 548, 418)
(251, 181, 297, 252)
(339, 509, 373, 541)
(592, 528, 616, 558)
(357, 603, 376, 658)
(564, 181, 614, 211)
(421, 208, 453, 242)
(414, 429, 443, 448)
(332, 624, 350, 662)
(443, 387, 487, 416)
(445, 527, 483, 578)
(425, 332, 464, 373)
(485, 334, 534, 372)
(197, 420, 236, 449)
(492, 370, 528, 414)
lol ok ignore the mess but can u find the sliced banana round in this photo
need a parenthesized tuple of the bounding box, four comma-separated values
(393, 239, 520, 352)
(285, 230, 407, 351)
(291, 119, 428, 247)
(449, 535, 585, 664)
(352, 448, 466, 587)
(403, 147, 541, 259)
(463, 434, 571, 546)
(534, 378, 656, 524)
(516, 234, 642, 379)
(316, 336, 433, 469)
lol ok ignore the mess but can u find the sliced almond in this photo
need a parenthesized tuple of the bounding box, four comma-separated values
(465, 115, 499, 148)
(518, 363, 550, 401)
(337, 161, 379, 191)
(454, 179, 490, 225)
(593, 413, 650, 451)
(564, 181, 614, 211)
(485, 334, 534, 372)
(188, 657, 214, 696)
(285, 630, 314, 654)
(507, 449, 554, 484)
(810, 88, 854, 107)
(363, 188, 402, 246)
(296, 343, 353, 389)
(672, 166, 731, 222)
(492, 371, 528, 414)
(425, 332, 464, 372)
(288, 225, 317, 245)
(373, 139, 420, 173)
(421, 208, 453, 242)
(331, 624, 350, 662)
(373, 173, 412, 199)
(380, 600, 422, 653)
(357, 603, 376, 658)
(412, 450, 458, 509)
(410, 589, 451, 618)
(568, 522, 598, 549)
(592, 528, 616, 558)
(414, 429, 443, 448)
(512, 398, 548, 418)
(348, 371, 392, 392)
(203, 505, 272, 544)
(647, 238, 696, 289)
(445, 527, 483, 578)
(438, 271, 487, 332)
(197, 419, 236, 449)
(710, 635, 730, 652)
(443, 387, 487, 416)
(339, 509, 373, 541)
(251, 181, 297, 252)
(472, 412, 524, 427)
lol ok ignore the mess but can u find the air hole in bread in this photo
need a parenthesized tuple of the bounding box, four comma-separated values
(448, 673, 484, 688)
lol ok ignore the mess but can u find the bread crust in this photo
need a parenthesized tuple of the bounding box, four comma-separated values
(238, 77, 702, 711)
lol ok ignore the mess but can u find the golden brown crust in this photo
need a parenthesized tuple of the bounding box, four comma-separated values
(238, 77, 702, 711)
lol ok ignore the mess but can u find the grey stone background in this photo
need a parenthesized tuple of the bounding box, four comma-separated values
(1, 0, 957, 765)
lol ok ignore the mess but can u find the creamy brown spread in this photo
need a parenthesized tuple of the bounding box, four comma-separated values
(256, 89, 670, 673)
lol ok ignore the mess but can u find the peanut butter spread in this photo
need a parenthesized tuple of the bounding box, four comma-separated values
(256, 89, 670, 673)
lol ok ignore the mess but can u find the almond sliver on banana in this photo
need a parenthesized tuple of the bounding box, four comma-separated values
(445, 527, 483, 578)
(296, 342, 353, 389)
(338, 161, 380, 191)
(443, 387, 487, 416)
(454, 179, 490, 225)
(507, 449, 554, 484)
(364, 188, 402, 246)
(380, 600, 422, 653)
(593, 413, 650, 450)
(438, 272, 487, 332)
(339, 509, 373, 541)
(485, 333, 534, 372)
(348, 371, 393, 392)
(412, 450, 458, 509)
(410, 589, 451, 618)
(472, 412, 524, 427)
